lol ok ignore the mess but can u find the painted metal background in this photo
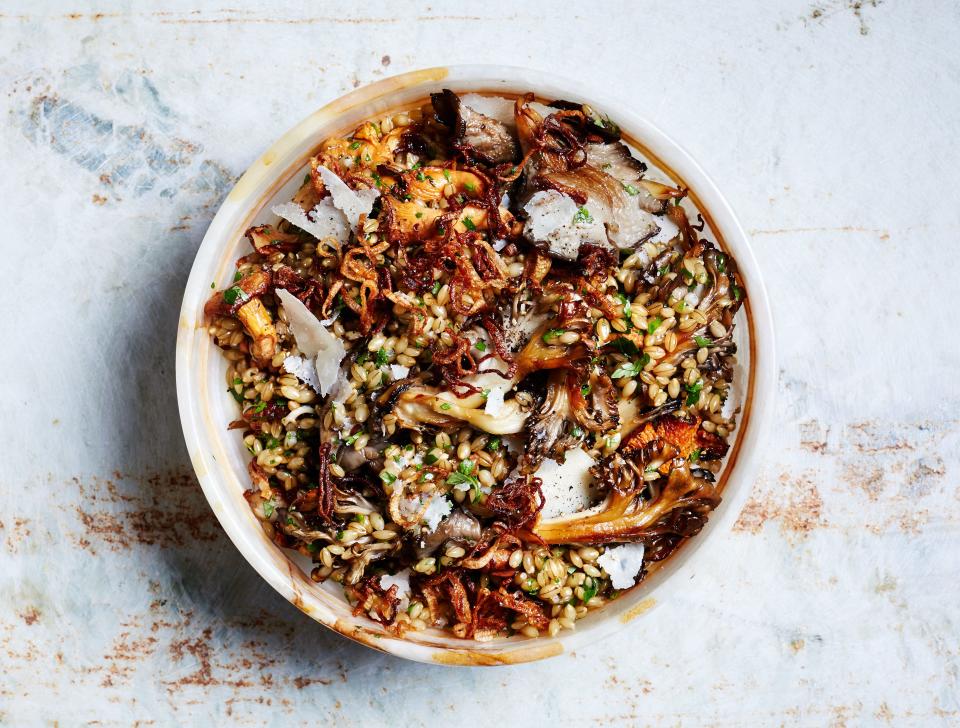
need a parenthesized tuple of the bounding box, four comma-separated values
(1, 1, 957, 725)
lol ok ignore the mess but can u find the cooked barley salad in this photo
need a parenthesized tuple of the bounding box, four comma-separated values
(205, 91, 745, 640)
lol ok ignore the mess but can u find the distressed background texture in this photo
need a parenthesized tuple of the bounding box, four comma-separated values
(1, 1, 958, 725)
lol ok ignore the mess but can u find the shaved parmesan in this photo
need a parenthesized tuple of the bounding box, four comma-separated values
(422, 496, 453, 532)
(597, 543, 646, 589)
(389, 364, 410, 380)
(282, 355, 320, 393)
(523, 189, 608, 261)
(484, 386, 506, 416)
(535, 448, 597, 519)
(461, 94, 515, 127)
(317, 165, 379, 227)
(276, 289, 346, 397)
(272, 199, 347, 241)
(380, 569, 412, 610)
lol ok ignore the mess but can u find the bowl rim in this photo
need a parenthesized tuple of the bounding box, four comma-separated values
(176, 64, 776, 666)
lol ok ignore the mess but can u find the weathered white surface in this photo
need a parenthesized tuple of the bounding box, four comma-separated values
(1, 1, 958, 725)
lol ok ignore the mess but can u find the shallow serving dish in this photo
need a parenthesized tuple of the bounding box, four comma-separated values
(176, 65, 775, 665)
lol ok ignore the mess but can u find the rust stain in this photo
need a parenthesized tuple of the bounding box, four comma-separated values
(18, 607, 41, 626)
(620, 597, 657, 623)
(734, 473, 825, 538)
(91, 193, 107, 205)
(68, 469, 223, 553)
(2, 516, 31, 553)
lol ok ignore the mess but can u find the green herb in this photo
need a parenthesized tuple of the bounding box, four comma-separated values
(622, 183, 640, 196)
(446, 471, 479, 489)
(581, 581, 598, 603)
(424, 451, 439, 465)
(573, 206, 593, 224)
(439, 402, 452, 411)
(689, 448, 702, 463)
(285, 515, 296, 525)
(611, 354, 651, 379)
(228, 387, 244, 404)
(694, 335, 712, 348)
(675, 300, 687, 312)
(458, 459, 475, 476)
(252, 400, 268, 414)
(262, 500, 276, 518)
(610, 336, 640, 357)
(375, 348, 390, 367)
(542, 328, 565, 344)
(732, 285, 743, 301)
(234, 271, 243, 282)
(302, 173, 311, 185)
(356, 352, 369, 365)
(716, 253, 727, 273)
(307, 541, 320, 553)
(685, 381, 703, 406)
(437, 225, 445, 236)
(462, 216, 476, 231)
(380, 471, 397, 485)
(210, 281, 215, 289)
(571, 425, 584, 438)
(481, 388, 490, 399)
(350, 141, 361, 149)
(416, 170, 427, 181)
(581, 383, 592, 396)
(415, 211, 424, 219)
(486, 436, 501, 452)
(265, 436, 280, 449)
(658, 264, 670, 276)
(464, 181, 476, 192)
(371, 172, 382, 188)
(475, 340, 486, 352)
(431, 281, 441, 296)
(443, 169, 451, 181)
(647, 316, 663, 334)
(344, 431, 362, 446)
(353, 514, 367, 524)
(223, 286, 248, 305)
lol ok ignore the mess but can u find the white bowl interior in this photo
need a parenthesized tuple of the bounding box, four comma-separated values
(177, 66, 775, 665)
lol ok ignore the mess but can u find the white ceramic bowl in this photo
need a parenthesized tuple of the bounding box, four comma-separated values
(176, 65, 775, 666)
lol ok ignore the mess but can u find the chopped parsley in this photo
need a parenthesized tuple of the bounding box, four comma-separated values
(732, 285, 743, 301)
(375, 348, 391, 367)
(424, 451, 439, 465)
(622, 183, 640, 196)
(262, 500, 276, 518)
(475, 340, 487, 352)
(265, 436, 280, 449)
(611, 354, 651, 379)
(571, 425, 584, 438)
(416, 170, 427, 181)
(542, 328, 565, 344)
(234, 270, 243, 282)
(344, 431, 362, 446)
(380, 471, 397, 485)
(486, 436, 501, 452)
(458, 459, 475, 476)
(251, 400, 268, 414)
(694, 335, 713, 348)
(581, 581, 598, 603)
(685, 381, 703, 406)
(439, 402, 452, 411)
(647, 316, 663, 334)
(415, 211, 424, 219)
(442, 169, 451, 182)
(581, 383, 592, 396)
(689, 448, 702, 463)
(446, 471, 479, 489)
(462, 216, 476, 231)
(481, 388, 490, 399)
(464, 181, 476, 192)
(223, 286, 249, 305)
(371, 172, 382, 188)
(610, 336, 640, 357)
(431, 281, 441, 296)
(573, 206, 593, 224)
(210, 281, 215, 289)
(350, 140, 361, 149)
